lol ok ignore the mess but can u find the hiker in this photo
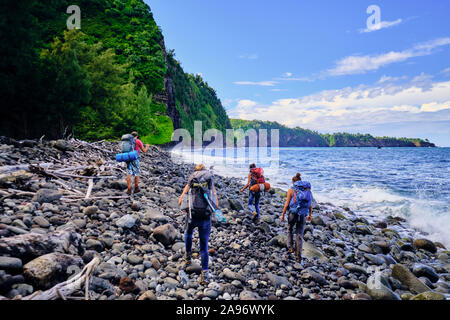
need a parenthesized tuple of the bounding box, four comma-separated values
(240, 163, 264, 222)
(122, 131, 149, 195)
(178, 164, 218, 285)
(281, 173, 313, 263)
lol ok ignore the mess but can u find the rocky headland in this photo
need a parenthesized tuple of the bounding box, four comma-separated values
(0, 137, 448, 300)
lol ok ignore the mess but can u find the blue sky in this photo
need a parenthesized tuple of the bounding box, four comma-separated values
(148, 0, 450, 146)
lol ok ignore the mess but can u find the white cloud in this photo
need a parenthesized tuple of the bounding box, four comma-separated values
(270, 89, 288, 92)
(360, 18, 403, 33)
(239, 53, 258, 60)
(237, 99, 258, 108)
(222, 98, 235, 108)
(283, 72, 292, 77)
(377, 75, 408, 83)
(275, 76, 314, 82)
(421, 101, 450, 112)
(231, 77, 450, 132)
(233, 81, 278, 87)
(327, 37, 450, 76)
(441, 67, 450, 76)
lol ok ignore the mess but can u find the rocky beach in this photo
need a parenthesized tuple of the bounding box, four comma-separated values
(0, 137, 449, 300)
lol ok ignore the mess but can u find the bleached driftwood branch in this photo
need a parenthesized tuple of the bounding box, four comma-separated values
(85, 179, 94, 199)
(22, 256, 100, 300)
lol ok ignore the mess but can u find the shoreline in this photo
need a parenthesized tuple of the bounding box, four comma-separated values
(0, 139, 448, 300)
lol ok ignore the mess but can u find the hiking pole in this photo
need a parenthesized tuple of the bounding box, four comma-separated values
(188, 189, 192, 222)
(203, 192, 226, 223)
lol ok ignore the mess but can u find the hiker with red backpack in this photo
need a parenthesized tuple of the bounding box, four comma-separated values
(281, 173, 313, 263)
(120, 131, 149, 195)
(240, 163, 266, 223)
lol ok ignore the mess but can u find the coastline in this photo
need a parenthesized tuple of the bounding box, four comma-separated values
(0, 138, 448, 300)
(169, 147, 450, 300)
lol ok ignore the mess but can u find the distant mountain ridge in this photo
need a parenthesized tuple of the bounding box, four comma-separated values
(230, 119, 436, 147)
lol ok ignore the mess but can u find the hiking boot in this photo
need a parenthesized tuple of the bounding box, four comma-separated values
(295, 254, 302, 263)
(184, 253, 192, 266)
(134, 186, 141, 193)
(287, 248, 295, 254)
(200, 270, 209, 286)
(252, 211, 257, 220)
(126, 189, 132, 195)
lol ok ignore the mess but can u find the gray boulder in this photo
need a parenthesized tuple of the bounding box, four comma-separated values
(229, 199, 244, 211)
(410, 291, 446, 300)
(239, 290, 261, 300)
(116, 214, 137, 229)
(32, 189, 62, 204)
(267, 272, 292, 288)
(413, 239, 437, 254)
(143, 209, 168, 223)
(152, 224, 178, 246)
(0, 257, 22, 270)
(51, 140, 71, 151)
(23, 253, 84, 289)
(392, 264, 432, 294)
(365, 272, 401, 300)
(412, 263, 439, 283)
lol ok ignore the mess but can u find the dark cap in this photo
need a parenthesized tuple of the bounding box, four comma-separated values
(131, 131, 138, 137)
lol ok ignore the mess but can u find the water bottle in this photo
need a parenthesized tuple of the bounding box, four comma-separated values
(215, 209, 226, 223)
(178, 270, 189, 285)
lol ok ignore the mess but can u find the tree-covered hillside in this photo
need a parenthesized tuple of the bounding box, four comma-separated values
(167, 51, 232, 137)
(231, 119, 435, 147)
(0, 0, 230, 144)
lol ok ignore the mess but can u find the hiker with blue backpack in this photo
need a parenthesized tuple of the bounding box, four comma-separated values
(118, 131, 149, 195)
(178, 164, 218, 285)
(281, 173, 313, 263)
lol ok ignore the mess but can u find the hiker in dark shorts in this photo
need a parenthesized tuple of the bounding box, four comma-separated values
(240, 163, 262, 223)
(126, 131, 149, 195)
(178, 164, 218, 285)
(281, 173, 313, 263)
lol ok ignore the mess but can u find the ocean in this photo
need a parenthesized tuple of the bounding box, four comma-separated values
(172, 147, 450, 247)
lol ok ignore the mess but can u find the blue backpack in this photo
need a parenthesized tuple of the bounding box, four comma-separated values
(289, 181, 312, 217)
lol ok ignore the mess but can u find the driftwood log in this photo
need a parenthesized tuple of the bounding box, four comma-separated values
(22, 257, 101, 300)
(0, 163, 53, 174)
(85, 179, 94, 199)
(0, 230, 83, 261)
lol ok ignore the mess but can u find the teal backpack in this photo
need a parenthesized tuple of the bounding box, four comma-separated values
(121, 134, 136, 153)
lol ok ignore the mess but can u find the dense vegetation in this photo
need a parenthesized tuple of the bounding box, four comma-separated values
(231, 119, 435, 147)
(0, 0, 230, 144)
(167, 51, 232, 139)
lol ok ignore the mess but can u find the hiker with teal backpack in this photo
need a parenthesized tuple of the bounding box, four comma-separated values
(281, 173, 313, 263)
(178, 164, 218, 285)
(119, 131, 149, 195)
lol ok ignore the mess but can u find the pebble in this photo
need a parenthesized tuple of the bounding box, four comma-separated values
(0, 257, 23, 270)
